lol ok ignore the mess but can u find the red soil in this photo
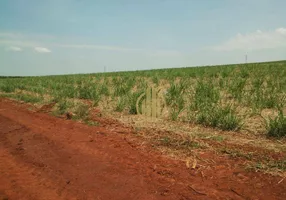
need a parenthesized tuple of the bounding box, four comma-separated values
(0, 98, 285, 200)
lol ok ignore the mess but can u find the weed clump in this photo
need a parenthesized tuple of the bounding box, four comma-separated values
(266, 109, 286, 138)
(128, 91, 143, 114)
(53, 98, 72, 116)
(73, 103, 90, 121)
(195, 105, 242, 131)
(115, 97, 127, 112)
(165, 81, 186, 121)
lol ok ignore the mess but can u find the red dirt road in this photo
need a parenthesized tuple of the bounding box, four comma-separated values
(0, 98, 285, 200)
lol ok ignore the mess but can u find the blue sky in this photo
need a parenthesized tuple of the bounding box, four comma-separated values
(0, 0, 286, 76)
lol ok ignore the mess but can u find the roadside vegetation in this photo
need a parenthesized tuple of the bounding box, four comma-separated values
(0, 60, 285, 138)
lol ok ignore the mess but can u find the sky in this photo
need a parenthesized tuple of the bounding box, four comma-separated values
(0, 0, 286, 76)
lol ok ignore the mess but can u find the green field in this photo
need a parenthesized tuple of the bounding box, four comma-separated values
(1, 60, 286, 138)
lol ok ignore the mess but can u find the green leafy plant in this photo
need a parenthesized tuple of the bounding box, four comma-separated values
(165, 81, 186, 121)
(195, 105, 242, 131)
(115, 97, 126, 112)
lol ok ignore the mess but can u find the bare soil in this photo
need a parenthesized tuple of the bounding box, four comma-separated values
(0, 98, 285, 200)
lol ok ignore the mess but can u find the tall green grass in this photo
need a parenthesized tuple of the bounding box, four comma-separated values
(266, 109, 286, 138)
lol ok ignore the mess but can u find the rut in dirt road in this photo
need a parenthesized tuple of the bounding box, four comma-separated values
(0, 99, 285, 200)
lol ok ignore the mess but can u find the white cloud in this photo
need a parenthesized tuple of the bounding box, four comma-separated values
(211, 27, 286, 51)
(276, 28, 286, 35)
(34, 47, 51, 53)
(0, 31, 140, 52)
(0, 39, 138, 52)
(53, 43, 141, 52)
(0, 31, 182, 55)
(6, 46, 23, 52)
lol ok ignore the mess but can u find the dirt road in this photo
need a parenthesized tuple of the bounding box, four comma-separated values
(0, 98, 285, 200)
